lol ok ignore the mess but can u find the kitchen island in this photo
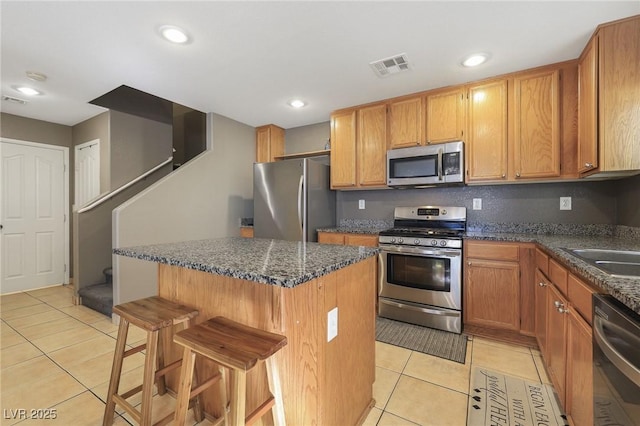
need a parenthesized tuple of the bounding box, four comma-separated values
(114, 237, 379, 425)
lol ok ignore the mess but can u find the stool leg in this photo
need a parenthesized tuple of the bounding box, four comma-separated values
(140, 329, 159, 426)
(229, 369, 247, 426)
(219, 365, 230, 425)
(103, 318, 129, 426)
(156, 326, 167, 395)
(266, 356, 286, 426)
(174, 346, 196, 425)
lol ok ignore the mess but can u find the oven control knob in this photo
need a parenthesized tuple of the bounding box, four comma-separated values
(414, 239, 420, 245)
(441, 209, 447, 215)
(439, 240, 447, 247)
(431, 240, 437, 246)
(390, 238, 396, 244)
(398, 238, 404, 243)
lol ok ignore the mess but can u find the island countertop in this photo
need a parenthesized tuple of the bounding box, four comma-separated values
(114, 237, 379, 288)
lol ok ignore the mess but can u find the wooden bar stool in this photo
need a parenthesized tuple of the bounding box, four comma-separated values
(103, 296, 202, 426)
(173, 316, 288, 426)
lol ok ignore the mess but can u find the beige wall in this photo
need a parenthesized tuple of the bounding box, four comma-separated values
(285, 121, 330, 154)
(112, 112, 255, 305)
(1, 112, 72, 147)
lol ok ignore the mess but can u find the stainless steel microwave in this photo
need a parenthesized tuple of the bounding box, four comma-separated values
(387, 141, 464, 188)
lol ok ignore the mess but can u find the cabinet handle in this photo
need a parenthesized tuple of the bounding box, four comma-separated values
(557, 306, 569, 314)
(585, 162, 594, 168)
(538, 282, 547, 287)
(515, 172, 521, 178)
(501, 174, 506, 178)
(554, 300, 563, 308)
(467, 261, 472, 266)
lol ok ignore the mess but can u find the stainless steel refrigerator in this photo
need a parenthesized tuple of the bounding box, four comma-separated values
(253, 157, 336, 242)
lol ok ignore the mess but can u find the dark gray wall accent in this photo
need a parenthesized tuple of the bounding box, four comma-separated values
(337, 180, 618, 224)
(285, 121, 330, 154)
(110, 110, 172, 189)
(616, 174, 640, 227)
(72, 111, 110, 194)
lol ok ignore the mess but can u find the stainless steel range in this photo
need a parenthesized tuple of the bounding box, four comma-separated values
(378, 206, 466, 334)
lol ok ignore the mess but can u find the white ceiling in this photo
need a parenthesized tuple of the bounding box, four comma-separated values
(2, 1, 639, 129)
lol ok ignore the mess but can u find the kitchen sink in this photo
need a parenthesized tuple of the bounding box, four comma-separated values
(564, 248, 640, 278)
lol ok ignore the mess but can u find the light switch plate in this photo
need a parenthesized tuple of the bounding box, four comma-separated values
(358, 199, 365, 210)
(473, 198, 482, 210)
(327, 307, 338, 342)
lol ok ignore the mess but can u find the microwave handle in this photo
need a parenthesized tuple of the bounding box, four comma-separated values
(437, 148, 443, 181)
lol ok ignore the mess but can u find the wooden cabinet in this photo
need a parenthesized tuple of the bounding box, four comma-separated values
(545, 283, 568, 407)
(255, 124, 284, 163)
(578, 15, 640, 176)
(317, 232, 378, 247)
(425, 87, 465, 144)
(512, 69, 561, 179)
(239, 227, 254, 238)
(388, 96, 424, 149)
(330, 105, 387, 189)
(466, 79, 509, 182)
(534, 268, 549, 355)
(357, 103, 388, 187)
(566, 307, 593, 426)
(330, 109, 357, 188)
(464, 241, 523, 331)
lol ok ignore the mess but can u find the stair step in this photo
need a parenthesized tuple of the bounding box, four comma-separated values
(79, 283, 113, 317)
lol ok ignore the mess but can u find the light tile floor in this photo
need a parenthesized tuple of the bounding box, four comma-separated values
(1, 285, 553, 425)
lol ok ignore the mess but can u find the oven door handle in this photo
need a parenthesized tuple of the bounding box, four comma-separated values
(380, 246, 461, 258)
(594, 314, 640, 387)
(377, 252, 384, 296)
(437, 147, 444, 181)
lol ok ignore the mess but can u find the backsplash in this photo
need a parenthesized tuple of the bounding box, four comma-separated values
(466, 222, 616, 237)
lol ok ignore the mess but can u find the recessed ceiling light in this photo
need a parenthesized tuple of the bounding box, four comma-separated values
(288, 99, 306, 108)
(14, 86, 41, 96)
(462, 53, 489, 67)
(159, 25, 190, 44)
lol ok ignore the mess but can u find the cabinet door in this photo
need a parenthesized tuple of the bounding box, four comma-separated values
(466, 80, 509, 182)
(534, 269, 549, 355)
(513, 69, 561, 179)
(599, 17, 640, 172)
(425, 88, 465, 144)
(578, 35, 599, 174)
(357, 103, 388, 187)
(464, 259, 520, 330)
(317, 232, 345, 245)
(388, 96, 423, 149)
(330, 110, 357, 188)
(566, 309, 593, 426)
(345, 234, 378, 247)
(545, 284, 568, 407)
(255, 126, 272, 163)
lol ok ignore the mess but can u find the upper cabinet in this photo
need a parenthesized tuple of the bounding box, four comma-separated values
(330, 103, 388, 189)
(255, 124, 284, 163)
(425, 87, 466, 144)
(388, 96, 424, 149)
(512, 68, 561, 180)
(579, 15, 640, 177)
(466, 79, 509, 182)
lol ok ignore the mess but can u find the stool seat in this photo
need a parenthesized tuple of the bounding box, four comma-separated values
(173, 317, 288, 426)
(103, 296, 201, 426)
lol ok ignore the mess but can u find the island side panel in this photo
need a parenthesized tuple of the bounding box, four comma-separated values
(322, 256, 376, 425)
(158, 264, 284, 421)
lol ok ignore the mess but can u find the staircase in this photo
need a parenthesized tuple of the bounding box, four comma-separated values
(78, 267, 113, 317)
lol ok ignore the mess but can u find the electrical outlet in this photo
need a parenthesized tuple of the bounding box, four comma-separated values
(358, 199, 365, 210)
(327, 307, 338, 342)
(473, 198, 482, 210)
(560, 197, 572, 210)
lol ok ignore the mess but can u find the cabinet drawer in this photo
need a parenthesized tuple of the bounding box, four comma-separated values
(317, 232, 345, 245)
(535, 248, 549, 275)
(568, 274, 596, 325)
(345, 234, 378, 247)
(466, 241, 520, 261)
(549, 259, 568, 295)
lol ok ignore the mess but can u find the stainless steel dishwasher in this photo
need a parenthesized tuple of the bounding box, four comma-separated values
(593, 294, 640, 425)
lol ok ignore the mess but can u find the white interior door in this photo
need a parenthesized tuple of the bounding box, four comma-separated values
(74, 139, 100, 207)
(1, 141, 66, 293)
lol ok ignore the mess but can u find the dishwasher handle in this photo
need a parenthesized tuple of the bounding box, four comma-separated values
(594, 314, 640, 387)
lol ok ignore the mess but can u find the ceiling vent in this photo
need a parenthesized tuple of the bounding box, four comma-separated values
(370, 53, 411, 78)
(2, 95, 28, 105)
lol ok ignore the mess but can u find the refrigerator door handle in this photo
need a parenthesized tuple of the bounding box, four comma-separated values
(297, 175, 304, 234)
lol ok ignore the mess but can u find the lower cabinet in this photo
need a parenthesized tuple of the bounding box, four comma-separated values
(566, 307, 593, 426)
(317, 232, 378, 247)
(545, 283, 568, 407)
(239, 227, 254, 238)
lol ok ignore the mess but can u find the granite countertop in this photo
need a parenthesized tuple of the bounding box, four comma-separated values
(114, 237, 379, 288)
